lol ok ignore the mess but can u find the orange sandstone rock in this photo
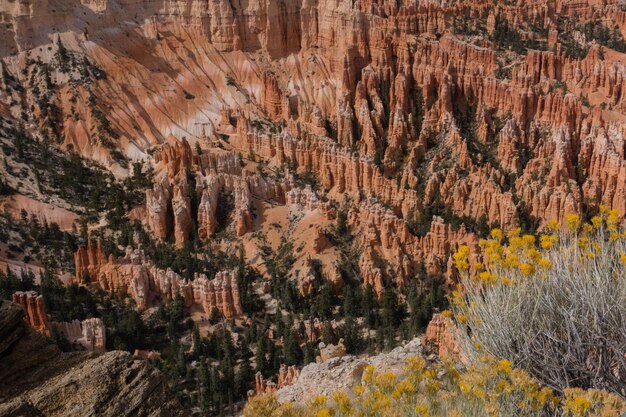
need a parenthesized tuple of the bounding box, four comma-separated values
(424, 313, 462, 362)
(11, 291, 51, 337)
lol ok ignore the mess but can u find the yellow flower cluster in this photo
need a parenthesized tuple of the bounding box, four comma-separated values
(453, 245, 470, 272)
(562, 388, 626, 417)
(454, 210, 626, 291)
(243, 356, 626, 417)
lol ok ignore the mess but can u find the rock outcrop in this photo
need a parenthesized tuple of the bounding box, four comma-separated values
(252, 364, 300, 397)
(318, 340, 346, 362)
(276, 338, 425, 404)
(0, 300, 188, 417)
(12, 290, 107, 353)
(424, 313, 463, 362)
(74, 239, 108, 284)
(11, 291, 51, 337)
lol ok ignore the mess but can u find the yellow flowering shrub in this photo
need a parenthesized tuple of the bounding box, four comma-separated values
(243, 356, 626, 417)
(562, 388, 626, 417)
(451, 214, 626, 398)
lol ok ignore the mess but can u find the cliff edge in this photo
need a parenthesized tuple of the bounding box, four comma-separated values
(0, 300, 188, 417)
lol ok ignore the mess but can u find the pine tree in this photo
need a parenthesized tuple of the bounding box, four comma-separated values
(209, 366, 220, 415)
(198, 357, 211, 414)
(303, 342, 315, 365)
(380, 287, 400, 351)
(235, 359, 254, 398)
(342, 316, 361, 354)
(192, 324, 201, 358)
(322, 321, 335, 345)
(240, 337, 253, 360)
(55, 38, 70, 73)
(317, 282, 334, 319)
(255, 332, 269, 377)
(283, 329, 302, 366)
(268, 339, 280, 373)
(407, 278, 424, 336)
(342, 285, 356, 318)
(175, 341, 187, 377)
(361, 285, 377, 327)
(171, 292, 185, 323)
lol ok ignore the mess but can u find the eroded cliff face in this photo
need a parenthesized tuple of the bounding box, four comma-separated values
(1, 0, 625, 295)
(0, 300, 187, 417)
(74, 242, 244, 318)
(423, 312, 463, 362)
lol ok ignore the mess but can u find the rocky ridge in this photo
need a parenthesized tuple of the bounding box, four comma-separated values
(0, 300, 187, 417)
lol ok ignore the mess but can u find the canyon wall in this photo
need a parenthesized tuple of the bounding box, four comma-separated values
(1, 0, 625, 298)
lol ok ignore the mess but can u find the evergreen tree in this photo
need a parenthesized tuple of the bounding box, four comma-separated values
(240, 337, 253, 360)
(316, 282, 335, 319)
(322, 321, 335, 345)
(55, 38, 70, 73)
(268, 339, 281, 373)
(235, 359, 254, 398)
(171, 292, 185, 323)
(407, 278, 425, 336)
(381, 287, 402, 350)
(192, 324, 201, 358)
(255, 332, 269, 377)
(342, 285, 357, 318)
(209, 366, 220, 414)
(342, 316, 361, 354)
(198, 357, 211, 414)
(412, 88, 425, 137)
(303, 342, 315, 365)
(283, 329, 302, 366)
(361, 285, 378, 327)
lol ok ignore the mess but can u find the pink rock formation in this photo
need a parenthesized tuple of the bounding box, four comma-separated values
(11, 291, 51, 336)
(2, 0, 625, 318)
(12, 291, 106, 352)
(262, 71, 286, 120)
(74, 239, 108, 284)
